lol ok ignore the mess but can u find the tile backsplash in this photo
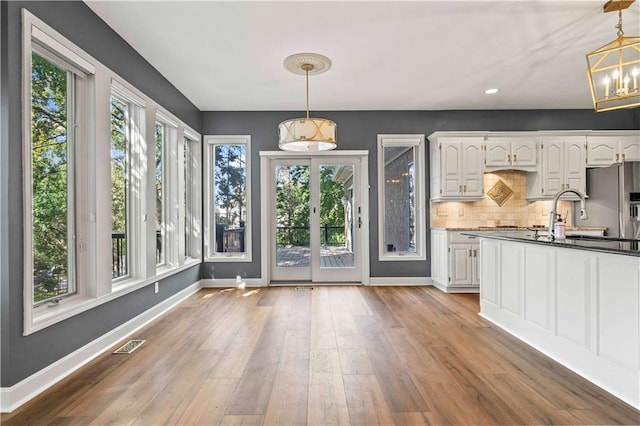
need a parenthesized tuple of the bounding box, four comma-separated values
(430, 170, 573, 228)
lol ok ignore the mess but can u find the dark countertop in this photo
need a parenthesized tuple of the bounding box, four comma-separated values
(463, 231, 640, 257)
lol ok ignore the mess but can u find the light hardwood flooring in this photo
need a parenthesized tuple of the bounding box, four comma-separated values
(3, 286, 639, 425)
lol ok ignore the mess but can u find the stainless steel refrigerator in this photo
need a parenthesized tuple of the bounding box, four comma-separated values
(577, 162, 640, 238)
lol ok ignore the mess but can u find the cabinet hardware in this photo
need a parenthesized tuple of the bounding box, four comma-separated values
(469, 249, 473, 257)
(616, 153, 620, 162)
(622, 153, 626, 161)
(463, 184, 467, 192)
(473, 249, 477, 257)
(507, 154, 511, 162)
(513, 154, 518, 163)
(459, 185, 463, 193)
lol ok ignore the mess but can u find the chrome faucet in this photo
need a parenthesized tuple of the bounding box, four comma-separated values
(548, 188, 588, 241)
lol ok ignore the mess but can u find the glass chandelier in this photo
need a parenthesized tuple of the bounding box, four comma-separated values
(278, 53, 337, 151)
(586, 0, 640, 112)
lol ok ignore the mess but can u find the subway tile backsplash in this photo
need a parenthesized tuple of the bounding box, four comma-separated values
(430, 170, 573, 228)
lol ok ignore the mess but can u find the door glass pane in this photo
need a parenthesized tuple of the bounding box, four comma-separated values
(383, 146, 416, 253)
(275, 165, 310, 267)
(319, 164, 354, 268)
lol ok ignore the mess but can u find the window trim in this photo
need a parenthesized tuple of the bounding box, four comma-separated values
(377, 134, 426, 261)
(204, 135, 252, 262)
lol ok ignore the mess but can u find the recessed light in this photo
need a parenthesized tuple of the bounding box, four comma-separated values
(485, 88, 500, 95)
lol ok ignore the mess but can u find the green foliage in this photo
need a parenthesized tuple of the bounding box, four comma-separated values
(31, 52, 70, 301)
(214, 145, 246, 227)
(110, 98, 127, 233)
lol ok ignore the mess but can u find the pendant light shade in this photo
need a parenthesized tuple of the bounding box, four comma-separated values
(279, 53, 337, 151)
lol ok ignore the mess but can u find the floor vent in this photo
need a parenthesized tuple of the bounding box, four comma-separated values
(113, 339, 146, 354)
(294, 287, 314, 290)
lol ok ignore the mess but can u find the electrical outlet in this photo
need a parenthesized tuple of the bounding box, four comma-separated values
(154, 282, 159, 294)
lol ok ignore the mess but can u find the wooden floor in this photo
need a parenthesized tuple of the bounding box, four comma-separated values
(3, 286, 639, 425)
(277, 246, 355, 268)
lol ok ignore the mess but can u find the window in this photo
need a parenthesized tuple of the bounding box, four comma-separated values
(29, 51, 79, 304)
(204, 135, 251, 261)
(182, 132, 201, 261)
(377, 134, 426, 261)
(22, 11, 202, 335)
(155, 122, 166, 266)
(110, 96, 129, 280)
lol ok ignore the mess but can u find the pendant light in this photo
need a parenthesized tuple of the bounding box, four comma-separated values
(586, 0, 640, 112)
(278, 53, 337, 151)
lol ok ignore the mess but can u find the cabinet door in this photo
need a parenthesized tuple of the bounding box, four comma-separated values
(461, 143, 484, 197)
(620, 137, 640, 162)
(471, 243, 480, 286)
(430, 230, 448, 286)
(587, 137, 618, 166)
(440, 142, 462, 197)
(542, 141, 564, 195)
(450, 244, 472, 285)
(511, 140, 537, 166)
(564, 141, 586, 193)
(485, 141, 510, 167)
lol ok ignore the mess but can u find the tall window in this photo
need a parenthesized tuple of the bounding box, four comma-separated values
(30, 51, 78, 304)
(155, 122, 166, 266)
(183, 135, 199, 260)
(110, 96, 128, 279)
(204, 136, 251, 261)
(378, 134, 426, 261)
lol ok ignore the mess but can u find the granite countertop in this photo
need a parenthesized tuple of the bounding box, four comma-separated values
(462, 231, 640, 257)
(431, 226, 607, 231)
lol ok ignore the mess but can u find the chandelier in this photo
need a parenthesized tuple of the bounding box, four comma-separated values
(278, 53, 337, 151)
(586, 0, 640, 112)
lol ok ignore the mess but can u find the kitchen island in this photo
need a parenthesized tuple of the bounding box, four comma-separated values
(469, 231, 640, 409)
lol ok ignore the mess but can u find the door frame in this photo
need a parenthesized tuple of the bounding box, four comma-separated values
(260, 150, 370, 285)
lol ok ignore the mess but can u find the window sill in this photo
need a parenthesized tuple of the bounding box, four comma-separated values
(25, 258, 201, 335)
(205, 253, 252, 263)
(379, 252, 426, 262)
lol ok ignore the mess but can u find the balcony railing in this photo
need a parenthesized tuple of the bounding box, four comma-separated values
(276, 225, 345, 246)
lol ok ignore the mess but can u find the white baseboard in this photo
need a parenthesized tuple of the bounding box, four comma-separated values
(0, 280, 202, 413)
(200, 278, 265, 288)
(367, 277, 432, 286)
(432, 281, 480, 293)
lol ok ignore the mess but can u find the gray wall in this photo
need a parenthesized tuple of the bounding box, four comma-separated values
(1, 1, 201, 387)
(202, 109, 639, 279)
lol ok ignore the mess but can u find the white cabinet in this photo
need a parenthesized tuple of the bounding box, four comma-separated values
(431, 229, 479, 292)
(484, 137, 537, 170)
(479, 237, 640, 409)
(430, 137, 484, 201)
(527, 136, 586, 199)
(586, 135, 640, 166)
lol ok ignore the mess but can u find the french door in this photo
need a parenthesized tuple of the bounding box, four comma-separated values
(262, 153, 367, 283)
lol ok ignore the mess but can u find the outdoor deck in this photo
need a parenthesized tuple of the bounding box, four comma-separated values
(276, 245, 354, 268)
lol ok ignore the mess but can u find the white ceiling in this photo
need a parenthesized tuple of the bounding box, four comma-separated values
(84, 0, 640, 111)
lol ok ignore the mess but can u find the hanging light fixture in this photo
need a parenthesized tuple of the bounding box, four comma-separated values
(279, 53, 337, 151)
(586, 0, 640, 112)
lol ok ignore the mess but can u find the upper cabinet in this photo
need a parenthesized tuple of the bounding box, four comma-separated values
(430, 136, 484, 201)
(429, 131, 637, 202)
(586, 134, 640, 167)
(533, 136, 586, 198)
(484, 137, 537, 170)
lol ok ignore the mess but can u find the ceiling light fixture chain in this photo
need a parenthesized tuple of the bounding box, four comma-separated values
(616, 8, 624, 37)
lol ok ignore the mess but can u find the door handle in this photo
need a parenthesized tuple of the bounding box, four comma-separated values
(357, 216, 362, 228)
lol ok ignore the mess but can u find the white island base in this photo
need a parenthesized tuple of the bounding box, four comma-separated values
(478, 237, 640, 409)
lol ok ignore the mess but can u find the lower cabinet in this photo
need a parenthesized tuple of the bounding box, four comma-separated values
(479, 238, 640, 409)
(431, 229, 479, 292)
